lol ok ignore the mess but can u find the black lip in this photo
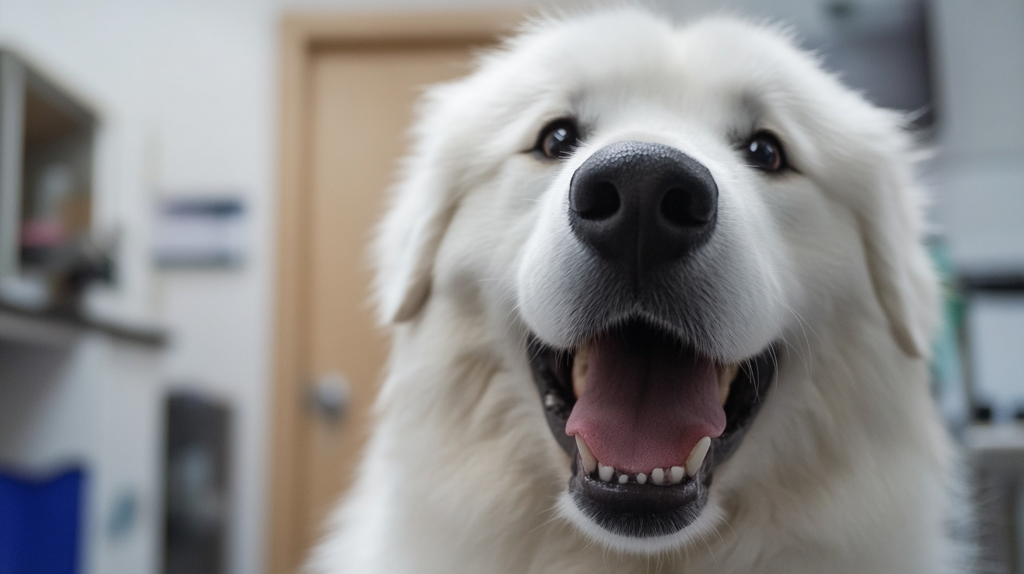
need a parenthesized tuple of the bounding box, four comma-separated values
(570, 468, 707, 537)
(527, 325, 777, 538)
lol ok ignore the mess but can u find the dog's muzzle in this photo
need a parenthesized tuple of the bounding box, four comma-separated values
(526, 141, 778, 540)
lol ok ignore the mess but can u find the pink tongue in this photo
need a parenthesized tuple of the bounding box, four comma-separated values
(565, 331, 726, 474)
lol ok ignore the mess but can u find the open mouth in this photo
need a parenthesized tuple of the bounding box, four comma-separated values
(528, 318, 777, 538)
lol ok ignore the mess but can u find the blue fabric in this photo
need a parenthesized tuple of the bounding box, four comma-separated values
(0, 468, 84, 574)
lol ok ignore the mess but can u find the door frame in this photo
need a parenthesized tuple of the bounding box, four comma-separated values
(270, 12, 517, 574)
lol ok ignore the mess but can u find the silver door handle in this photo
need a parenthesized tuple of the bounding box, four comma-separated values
(307, 373, 351, 423)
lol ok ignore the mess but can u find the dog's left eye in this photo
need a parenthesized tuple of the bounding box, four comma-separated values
(744, 131, 787, 173)
(535, 119, 580, 160)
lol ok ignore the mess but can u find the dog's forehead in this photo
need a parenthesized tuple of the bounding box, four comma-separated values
(522, 13, 808, 104)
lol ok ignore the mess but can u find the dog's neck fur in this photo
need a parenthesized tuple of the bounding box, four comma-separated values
(308, 292, 963, 574)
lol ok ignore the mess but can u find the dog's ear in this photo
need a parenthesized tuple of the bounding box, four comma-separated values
(858, 190, 933, 358)
(847, 138, 938, 359)
(374, 157, 458, 324)
(374, 87, 463, 325)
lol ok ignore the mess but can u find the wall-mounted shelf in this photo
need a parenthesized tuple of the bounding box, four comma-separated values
(0, 301, 167, 349)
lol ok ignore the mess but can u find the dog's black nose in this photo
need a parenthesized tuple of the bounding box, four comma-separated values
(568, 141, 718, 276)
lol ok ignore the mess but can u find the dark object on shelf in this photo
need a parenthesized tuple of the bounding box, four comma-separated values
(974, 404, 994, 423)
(164, 392, 231, 574)
(1013, 407, 1024, 422)
(46, 229, 117, 314)
(0, 467, 85, 574)
(961, 272, 1024, 293)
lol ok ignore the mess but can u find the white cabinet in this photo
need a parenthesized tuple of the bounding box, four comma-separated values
(0, 305, 165, 574)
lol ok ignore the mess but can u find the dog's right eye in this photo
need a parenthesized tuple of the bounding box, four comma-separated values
(535, 119, 580, 159)
(743, 131, 788, 173)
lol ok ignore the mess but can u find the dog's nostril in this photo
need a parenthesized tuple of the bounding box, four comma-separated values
(660, 187, 714, 227)
(574, 181, 621, 220)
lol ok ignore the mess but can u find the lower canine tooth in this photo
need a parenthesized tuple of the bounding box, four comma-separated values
(598, 463, 614, 482)
(718, 363, 739, 405)
(572, 342, 591, 398)
(685, 436, 712, 477)
(670, 466, 685, 484)
(651, 468, 665, 485)
(575, 435, 598, 474)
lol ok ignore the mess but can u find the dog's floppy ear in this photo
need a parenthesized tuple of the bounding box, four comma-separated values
(374, 158, 457, 324)
(374, 86, 463, 325)
(857, 187, 934, 358)
(846, 136, 938, 359)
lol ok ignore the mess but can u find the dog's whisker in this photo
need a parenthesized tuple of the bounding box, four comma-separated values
(770, 293, 820, 380)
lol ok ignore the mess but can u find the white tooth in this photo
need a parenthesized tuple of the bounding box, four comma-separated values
(685, 436, 712, 477)
(717, 363, 740, 405)
(575, 435, 598, 474)
(572, 341, 591, 398)
(636, 473, 647, 485)
(618, 474, 628, 484)
(670, 466, 685, 484)
(651, 468, 665, 485)
(598, 463, 614, 482)
(544, 393, 558, 408)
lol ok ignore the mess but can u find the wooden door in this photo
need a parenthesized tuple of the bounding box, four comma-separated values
(270, 14, 512, 574)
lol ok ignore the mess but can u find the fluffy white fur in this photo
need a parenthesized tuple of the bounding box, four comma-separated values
(308, 9, 968, 573)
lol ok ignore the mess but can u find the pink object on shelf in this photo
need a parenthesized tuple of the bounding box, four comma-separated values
(20, 219, 65, 247)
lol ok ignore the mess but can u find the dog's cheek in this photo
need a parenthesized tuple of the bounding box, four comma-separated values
(697, 189, 789, 357)
(512, 177, 597, 347)
(516, 228, 586, 348)
(429, 172, 553, 332)
(771, 184, 875, 337)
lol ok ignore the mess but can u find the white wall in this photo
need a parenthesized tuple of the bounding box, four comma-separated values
(927, 0, 1024, 272)
(0, 0, 1020, 573)
(0, 2, 278, 573)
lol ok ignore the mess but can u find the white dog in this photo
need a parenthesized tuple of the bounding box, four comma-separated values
(309, 8, 969, 573)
